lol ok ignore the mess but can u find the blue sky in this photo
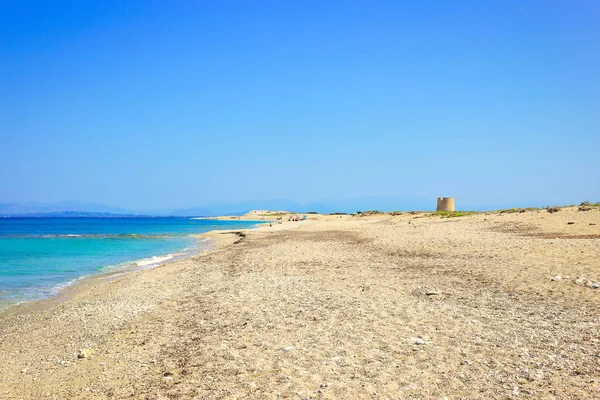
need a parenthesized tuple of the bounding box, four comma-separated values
(1, 0, 599, 211)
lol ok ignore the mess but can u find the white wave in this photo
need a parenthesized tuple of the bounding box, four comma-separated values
(135, 254, 174, 267)
(51, 278, 79, 291)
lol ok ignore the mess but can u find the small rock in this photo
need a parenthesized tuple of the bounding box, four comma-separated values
(551, 275, 562, 281)
(425, 290, 440, 296)
(20, 368, 29, 374)
(77, 348, 94, 359)
(585, 281, 599, 289)
(282, 346, 294, 352)
(320, 383, 329, 388)
(573, 277, 585, 285)
(415, 338, 427, 345)
(567, 221, 575, 225)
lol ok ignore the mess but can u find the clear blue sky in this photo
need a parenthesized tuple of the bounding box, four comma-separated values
(1, 0, 599, 210)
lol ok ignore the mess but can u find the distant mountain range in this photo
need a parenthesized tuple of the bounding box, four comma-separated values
(0, 211, 152, 218)
(170, 196, 436, 216)
(0, 196, 435, 218)
(0, 201, 130, 216)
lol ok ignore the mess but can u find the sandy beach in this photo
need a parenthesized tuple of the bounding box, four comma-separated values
(1, 207, 599, 399)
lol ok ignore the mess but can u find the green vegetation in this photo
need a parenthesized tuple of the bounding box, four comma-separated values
(307, 211, 318, 214)
(580, 201, 600, 207)
(545, 206, 561, 213)
(496, 207, 540, 214)
(362, 210, 384, 215)
(433, 211, 477, 218)
(578, 201, 600, 211)
(492, 202, 600, 214)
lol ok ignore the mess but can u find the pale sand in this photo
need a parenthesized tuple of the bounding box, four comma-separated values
(0, 207, 599, 399)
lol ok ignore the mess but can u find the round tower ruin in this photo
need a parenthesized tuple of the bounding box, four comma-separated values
(436, 197, 455, 212)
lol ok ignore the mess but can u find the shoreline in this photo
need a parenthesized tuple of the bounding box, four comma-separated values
(0, 237, 211, 319)
(0, 208, 598, 398)
(0, 221, 268, 319)
(0, 218, 295, 321)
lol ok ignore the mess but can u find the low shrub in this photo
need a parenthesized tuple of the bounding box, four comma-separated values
(434, 211, 476, 218)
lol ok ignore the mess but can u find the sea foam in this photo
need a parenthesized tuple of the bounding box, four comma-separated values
(135, 254, 174, 267)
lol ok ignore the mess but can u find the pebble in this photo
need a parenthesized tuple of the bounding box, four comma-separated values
(415, 338, 427, 345)
(572, 276, 600, 289)
(282, 346, 294, 352)
(77, 348, 94, 359)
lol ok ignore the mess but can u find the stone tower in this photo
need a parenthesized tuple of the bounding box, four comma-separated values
(436, 197, 455, 212)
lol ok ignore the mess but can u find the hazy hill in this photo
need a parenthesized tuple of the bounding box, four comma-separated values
(0, 196, 436, 217)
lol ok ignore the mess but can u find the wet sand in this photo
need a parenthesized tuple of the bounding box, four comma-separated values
(0, 207, 599, 399)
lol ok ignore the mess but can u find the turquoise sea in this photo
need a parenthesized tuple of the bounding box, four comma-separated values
(0, 217, 262, 310)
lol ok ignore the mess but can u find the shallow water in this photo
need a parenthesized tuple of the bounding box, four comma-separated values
(0, 217, 261, 308)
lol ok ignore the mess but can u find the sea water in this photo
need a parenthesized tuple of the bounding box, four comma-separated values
(0, 217, 262, 309)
